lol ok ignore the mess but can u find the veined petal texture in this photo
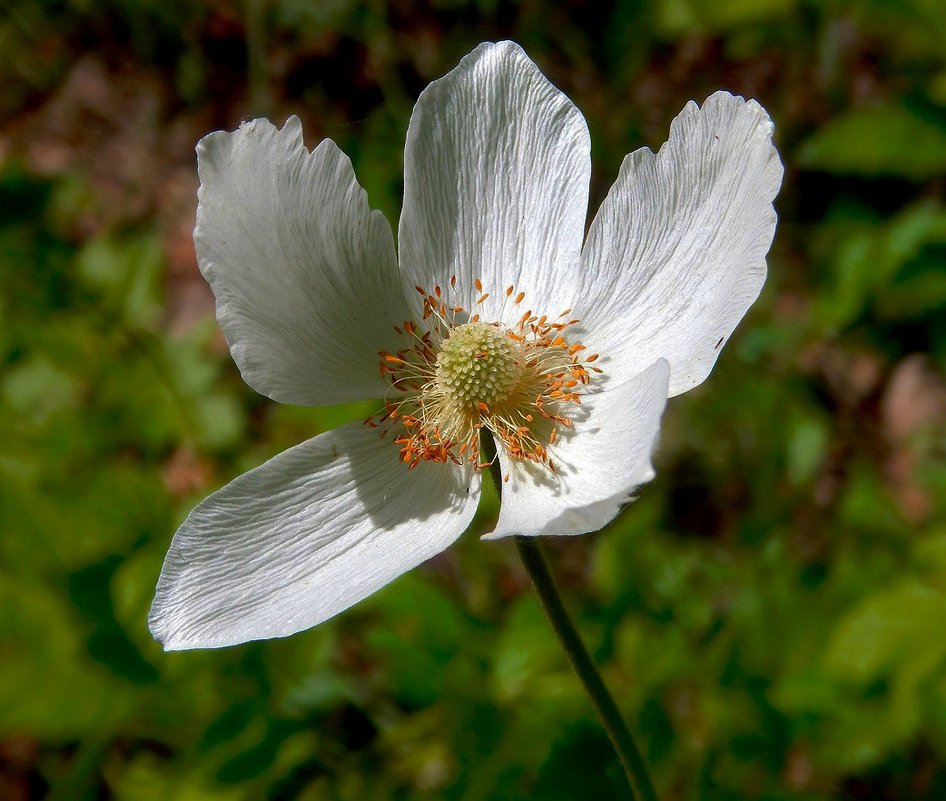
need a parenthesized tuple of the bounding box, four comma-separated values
(195, 117, 409, 406)
(577, 92, 783, 396)
(399, 40, 590, 321)
(486, 359, 670, 539)
(150, 422, 480, 649)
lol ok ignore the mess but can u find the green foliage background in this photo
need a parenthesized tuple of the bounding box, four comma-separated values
(3, 0, 946, 798)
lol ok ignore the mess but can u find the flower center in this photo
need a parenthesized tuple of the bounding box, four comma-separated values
(367, 278, 601, 473)
(435, 322, 519, 411)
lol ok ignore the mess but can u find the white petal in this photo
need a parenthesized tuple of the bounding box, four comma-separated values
(196, 117, 409, 406)
(577, 92, 783, 397)
(149, 423, 480, 649)
(399, 41, 590, 323)
(485, 359, 670, 539)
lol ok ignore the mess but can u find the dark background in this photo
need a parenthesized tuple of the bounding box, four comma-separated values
(3, 0, 946, 798)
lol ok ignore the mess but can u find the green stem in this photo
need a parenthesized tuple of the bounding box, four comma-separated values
(479, 432, 657, 799)
(514, 537, 659, 801)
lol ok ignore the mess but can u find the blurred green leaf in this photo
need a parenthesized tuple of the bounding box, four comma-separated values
(814, 201, 946, 330)
(799, 106, 946, 179)
(107, 753, 245, 801)
(0, 572, 138, 739)
(655, 0, 796, 36)
(77, 230, 164, 328)
(365, 574, 470, 706)
(1, 355, 81, 421)
(492, 595, 565, 703)
(825, 579, 946, 684)
(785, 412, 830, 486)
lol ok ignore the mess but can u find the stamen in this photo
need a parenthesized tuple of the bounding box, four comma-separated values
(367, 280, 600, 471)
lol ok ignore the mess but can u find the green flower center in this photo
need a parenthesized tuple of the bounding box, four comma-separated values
(434, 322, 520, 410)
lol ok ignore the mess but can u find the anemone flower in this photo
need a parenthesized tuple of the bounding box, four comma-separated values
(149, 40, 781, 650)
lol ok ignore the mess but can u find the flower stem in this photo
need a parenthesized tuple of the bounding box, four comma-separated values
(479, 432, 657, 799)
(514, 536, 659, 801)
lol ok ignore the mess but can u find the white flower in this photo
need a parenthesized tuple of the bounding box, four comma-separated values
(149, 41, 782, 650)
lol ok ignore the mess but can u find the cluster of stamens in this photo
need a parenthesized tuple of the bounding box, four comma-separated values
(366, 276, 601, 475)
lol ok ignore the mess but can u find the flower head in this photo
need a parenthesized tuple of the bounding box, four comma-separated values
(149, 41, 782, 650)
